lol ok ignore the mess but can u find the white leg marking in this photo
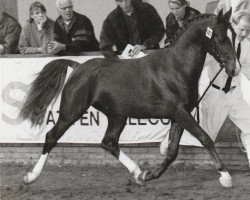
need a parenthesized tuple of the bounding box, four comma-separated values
(219, 171, 233, 188)
(23, 153, 48, 184)
(119, 151, 142, 180)
(160, 133, 170, 156)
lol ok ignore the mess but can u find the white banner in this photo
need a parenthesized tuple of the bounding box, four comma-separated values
(1, 55, 250, 145)
(0, 56, 171, 143)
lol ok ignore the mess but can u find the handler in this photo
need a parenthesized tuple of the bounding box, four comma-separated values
(200, 10, 250, 165)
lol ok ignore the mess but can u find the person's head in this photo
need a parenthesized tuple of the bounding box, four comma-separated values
(115, 0, 133, 14)
(168, 0, 189, 20)
(29, 2, 47, 23)
(232, 10, 250, 42)
(56, 0, 74, 22)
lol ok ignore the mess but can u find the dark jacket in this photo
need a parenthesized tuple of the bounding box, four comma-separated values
(0, 12, 21, 54)
(100, 2, 165, 59)
(54, 11, 99, 55)
(165, 6, 200, 45)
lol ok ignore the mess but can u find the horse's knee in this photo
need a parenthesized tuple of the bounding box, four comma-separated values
(101, 139, 119, 158)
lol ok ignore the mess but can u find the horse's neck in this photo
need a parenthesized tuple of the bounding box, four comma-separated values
(174, 20, 209, 80)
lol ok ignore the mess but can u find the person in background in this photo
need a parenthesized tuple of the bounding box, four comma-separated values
(49, 0, 99, 55)
(100, 0, 164, 59)
(165, 0, 200, 46)
(18, 2, 54, 54)
(0, 8, 21, 54)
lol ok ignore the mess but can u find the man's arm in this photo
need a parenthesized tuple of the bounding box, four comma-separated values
(142, 4, 165, 49)
(99, 19, 119, 60)
(3, 20, 21, 54)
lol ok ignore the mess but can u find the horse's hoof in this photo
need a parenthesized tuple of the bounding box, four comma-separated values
(219, 171, 233, 188)
(23, 173, 36, 185)
(135, 171, 147, 186)
(135, 178, 146, 186)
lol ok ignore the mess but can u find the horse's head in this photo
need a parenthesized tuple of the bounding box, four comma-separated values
(206, 8, 240, 77)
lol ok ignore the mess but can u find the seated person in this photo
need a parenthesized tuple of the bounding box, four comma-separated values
(0, 9, 21, 54)
(48, 0, 99, 55)
(165, 0, 200, 46)
(18, 1, 54, 54)
(100, 0, 165, 59)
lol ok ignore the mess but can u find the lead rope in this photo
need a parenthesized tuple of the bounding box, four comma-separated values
(194, 65, 225, 123)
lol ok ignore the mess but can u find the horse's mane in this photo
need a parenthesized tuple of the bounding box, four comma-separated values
(167, 13, 214, 47)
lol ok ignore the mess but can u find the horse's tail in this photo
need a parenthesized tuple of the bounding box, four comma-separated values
(19, 59, 79, 126)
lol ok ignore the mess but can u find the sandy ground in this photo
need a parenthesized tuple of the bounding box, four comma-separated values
(1, 163, 250, 200)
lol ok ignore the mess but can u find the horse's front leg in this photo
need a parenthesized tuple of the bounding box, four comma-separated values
(140, 122, 183, 181)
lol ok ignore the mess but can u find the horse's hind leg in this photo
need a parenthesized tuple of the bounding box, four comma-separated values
(23, 117, 73, 184)
(143, 122, 184, 180)
(101, 115, 145, 185)
(23, 87, 91, 184)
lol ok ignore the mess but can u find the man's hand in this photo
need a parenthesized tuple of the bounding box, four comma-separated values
(47, 41, 66, 54)
(130, 45, 146, 57)
(0, 44, 5, 54)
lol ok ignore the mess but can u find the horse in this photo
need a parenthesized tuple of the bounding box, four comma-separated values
(20, 9, 240, 188)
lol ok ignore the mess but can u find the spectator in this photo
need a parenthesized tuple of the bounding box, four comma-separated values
(49, 0, 99, 55)
(165, 0, 200, 46)
(0, 9, 21, 54)
(18, 2, 54, 54)
(100, 0, 164, 59)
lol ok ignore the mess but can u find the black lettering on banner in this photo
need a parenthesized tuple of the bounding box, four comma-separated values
(44, 110, 100, 126)
(161, 119, 170, 125)
(80, 111, 89, 125)
(148, 119, 158, 125)
(90, 111, 99, 126)
(138, 119, 147, 125)
(127, 118, 137, 125)
(46, 111, 56, 125)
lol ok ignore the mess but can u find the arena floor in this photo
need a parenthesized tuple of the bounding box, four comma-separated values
(1, 163, 250, 200)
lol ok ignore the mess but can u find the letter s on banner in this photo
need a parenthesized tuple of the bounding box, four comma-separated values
(2, 82, 29, 125)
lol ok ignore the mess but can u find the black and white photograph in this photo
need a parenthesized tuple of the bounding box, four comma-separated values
(1, 0, 250, 199)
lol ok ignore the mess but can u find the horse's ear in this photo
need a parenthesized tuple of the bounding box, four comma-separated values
(217, 9, 224, 20)
(224, 7, 232, 22)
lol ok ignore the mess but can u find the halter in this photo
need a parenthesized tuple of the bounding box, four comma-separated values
(205, 21, 235, 67)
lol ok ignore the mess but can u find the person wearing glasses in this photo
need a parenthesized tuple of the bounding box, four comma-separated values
(48, 0, 99, 55)
(165, 0, 200, 46)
